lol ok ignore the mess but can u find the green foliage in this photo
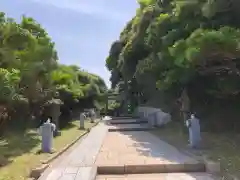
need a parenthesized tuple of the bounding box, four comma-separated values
(105, 0, 240, 131)
(0, 12, 107, 130)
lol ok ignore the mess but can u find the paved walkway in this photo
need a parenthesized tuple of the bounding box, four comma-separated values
(95, 130, 216, 179)
(39, 118, 218, 180)
(38, 123, 108, 180)
(96, 131, 198, 166)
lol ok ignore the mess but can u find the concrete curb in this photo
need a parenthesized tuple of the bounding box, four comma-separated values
(97, 162, 205, 174)
(30, 121, 100, 179)
(202, 156, 221, 173)
(201, 156, 238, 180)
(30, 164, 49, 179)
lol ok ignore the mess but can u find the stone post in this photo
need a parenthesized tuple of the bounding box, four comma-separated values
(186, 114, 201, 148)
(80, 113, 85, 129)
(39, 119, 56, 153)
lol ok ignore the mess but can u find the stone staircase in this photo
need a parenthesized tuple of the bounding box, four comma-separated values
(94, 116, 218, 180)
(38, 116, 219, 180)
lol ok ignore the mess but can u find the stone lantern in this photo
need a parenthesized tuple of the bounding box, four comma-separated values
(46, 98, 62, 136)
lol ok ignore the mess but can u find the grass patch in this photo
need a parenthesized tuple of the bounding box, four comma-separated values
(0, 119, 98, 180)
(152, 122, 240, 179)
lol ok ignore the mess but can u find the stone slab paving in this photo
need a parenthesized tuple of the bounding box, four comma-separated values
(96, 173, 217, 180)
(95, 131, 205, 174)
(38, 123, 107, 180)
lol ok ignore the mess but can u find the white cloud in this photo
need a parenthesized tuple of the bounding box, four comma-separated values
(31, 0, 132, 22)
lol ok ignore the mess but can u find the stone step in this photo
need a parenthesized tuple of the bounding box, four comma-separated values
(97, 163, 205, 174)
(96, 173, 216, 180)
(110, 120, 148, 125)
(111, 116, 134, 120)
(108, 127, 152, 132)
(108, 124, 152, 132)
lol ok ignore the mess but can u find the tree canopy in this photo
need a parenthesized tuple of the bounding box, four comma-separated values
(0, 13, 107, 130)
(106, 0, 240, 131)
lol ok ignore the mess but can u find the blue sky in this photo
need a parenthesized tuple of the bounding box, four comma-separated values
(0, 0, 138, 87)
